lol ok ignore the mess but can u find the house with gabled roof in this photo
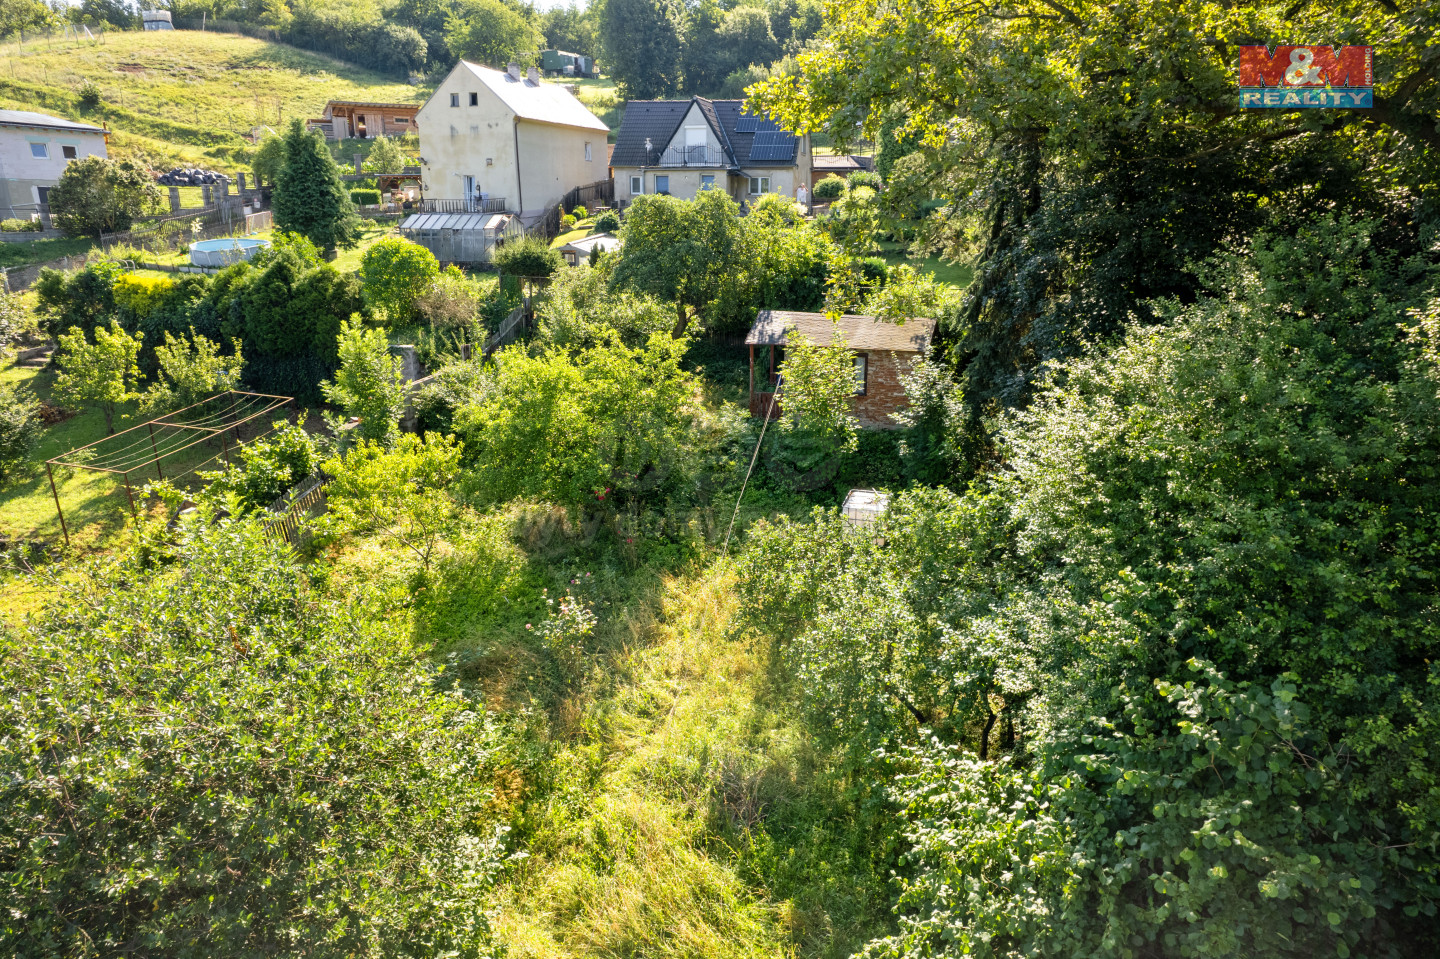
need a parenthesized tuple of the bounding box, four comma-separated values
(416, 61, 609, 222)
(0, 110, 108, 218)
(611, 97, 810, 208)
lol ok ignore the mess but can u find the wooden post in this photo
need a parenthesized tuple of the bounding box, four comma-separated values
(122, 472, 137, 517)
(147, 423, 163, 479)
(46, 462, 69, 548)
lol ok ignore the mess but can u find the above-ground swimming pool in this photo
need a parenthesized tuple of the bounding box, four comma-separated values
(189, 237, 271, 268)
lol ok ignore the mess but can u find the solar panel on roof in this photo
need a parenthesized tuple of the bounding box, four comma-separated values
(749, 130, 797, 162)
(736, 115, 760, 132)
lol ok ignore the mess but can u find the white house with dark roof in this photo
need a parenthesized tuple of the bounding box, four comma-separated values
(416, 60, 608, 222)
(611, 97, 810, 208)
(0, 110, 108, 217)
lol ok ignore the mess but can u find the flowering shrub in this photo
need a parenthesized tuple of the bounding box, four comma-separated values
(530, 589, 597, 677)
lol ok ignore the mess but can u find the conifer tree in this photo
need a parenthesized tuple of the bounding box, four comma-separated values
(272, 119, 361, 256)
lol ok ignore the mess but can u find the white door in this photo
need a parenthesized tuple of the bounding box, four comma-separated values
(462, 175, 475, 208)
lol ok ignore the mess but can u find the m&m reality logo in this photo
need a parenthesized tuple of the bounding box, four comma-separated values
(1238, 45, 1373, 108)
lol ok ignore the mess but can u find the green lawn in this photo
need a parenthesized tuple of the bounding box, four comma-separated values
(564, 76, 621, 141)
(0, 30, 429, 173)
(550, 216, 598, 248)
(1, 362, 150, 547)
(876, 240, 973, 293)
(0, 235, 97, 271)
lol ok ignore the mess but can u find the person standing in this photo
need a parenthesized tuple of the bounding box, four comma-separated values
(796, 182, 810, 215)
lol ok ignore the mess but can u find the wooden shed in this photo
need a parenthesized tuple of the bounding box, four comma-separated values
(744, 310, 936, 428)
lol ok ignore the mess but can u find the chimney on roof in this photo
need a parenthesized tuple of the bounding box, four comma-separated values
(527, 65, 539, 84)
(507, 62, 521, 81)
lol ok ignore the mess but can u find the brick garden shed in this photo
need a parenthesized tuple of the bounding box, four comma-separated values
(745, 310, 937, 428)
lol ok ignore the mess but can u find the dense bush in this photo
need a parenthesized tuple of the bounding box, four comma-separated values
(0, 217, 41, 232)
(737, 219, 1440, 958)
(360, 236, 439, 324)
(47, 156, 158, 238)
(812, 176, 846, 200)
(536, 263, 672, 348)
(0, 521, 507, 957)
(0, 381, 42, 484)
(349, 188, 382, 206)
(34, 261, 121, 339)
(203, 418, 323, 514)
(492, 235, 562, 281)
(456, 331, 699, 510)
(214, 242, 362, 402)
(845, 169, 882, 191)
(592, 209, 621, 234)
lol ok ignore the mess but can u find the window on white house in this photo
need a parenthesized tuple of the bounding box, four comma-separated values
(749, 176, 769, 195)
(630, 175, 642, 195)
(700, 174, 715, 189)
(585, 141, 593, 162)
(469, 92, 478, 106)
(62, 145, 77, 159)
(853, 354, 868, 395)
(29, 142, 48, 159)
(450, 93, 460, 107)
(655, 175, 670, 194)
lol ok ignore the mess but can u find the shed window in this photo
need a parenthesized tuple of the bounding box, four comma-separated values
(655, 175, 669, 194)
(630, 175, 642, 195)
(853, 353, 868, 395)
(450, 93, 459, 107)
(585, 141, 593, 162)
(62, 145, 77, 159)
(469, 92, 479, 106)
(748, 176, 769, 195)
(29, 142, 48, 159)
(394, 117, 408, 124)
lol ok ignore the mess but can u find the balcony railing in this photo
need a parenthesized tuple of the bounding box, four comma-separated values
(418, 197, 510, 214)
(650, 146, 728, 168)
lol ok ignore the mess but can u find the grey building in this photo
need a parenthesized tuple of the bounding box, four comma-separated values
(0, 110, 108, 219)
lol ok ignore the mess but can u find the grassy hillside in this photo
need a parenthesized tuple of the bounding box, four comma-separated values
(0, 29, 427, 172)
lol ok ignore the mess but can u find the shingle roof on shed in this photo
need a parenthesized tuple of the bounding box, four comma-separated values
(745, 311, 936, 353)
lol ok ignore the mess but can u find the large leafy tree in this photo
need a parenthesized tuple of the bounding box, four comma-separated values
(272, 118, 361, 255)
(611, 190, 748, 337)
(445, 0, 541, 68)
(47, 156, 158, 238)
(0, 521, 508, 957)
(53, 320, 142, 434)
(598, 0, 682, 98)
(736, 218, 1440, 957)
(540, 3, 596, 56)
(322, 314, 407, 446)
(360, 236, 439, 324)
(752, 0, 1440, 438)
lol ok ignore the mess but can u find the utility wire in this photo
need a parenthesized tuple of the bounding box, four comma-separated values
(722, 375, 781, 558)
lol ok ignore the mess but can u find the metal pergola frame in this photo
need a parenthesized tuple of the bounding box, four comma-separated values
(45, 390, 294, 547)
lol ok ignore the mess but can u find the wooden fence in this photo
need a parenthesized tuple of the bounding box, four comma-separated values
(261, 472, 328, 546)
(530, 179, 615, 241)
